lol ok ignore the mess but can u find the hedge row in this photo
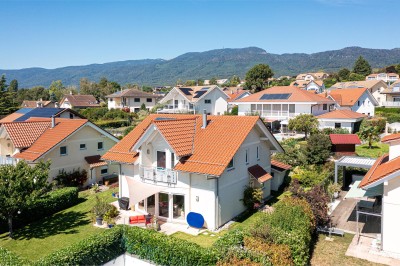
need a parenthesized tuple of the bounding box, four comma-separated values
(0, 247, 28, 266)
(36, 227, 124, 266)
(124, 226, 219, 265)
(95, 119, 130, 128)
(0, 187, 79, 232)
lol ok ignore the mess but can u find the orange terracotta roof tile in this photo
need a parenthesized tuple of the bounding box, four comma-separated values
(382, 133, 400, 143)
(61, 95, 100, 107)
(85, 155, 107, 168)
(13, 119, 88, 161)
(316, 110, 366, 119)
(271, 160, 291, 170)
(0, 113, 25, 123)
(359, 154, 400, 188)
(329, 134, 361, 145)
(248, 164, 272, 183)
(328, 88, 367, 106)
(234, 86, 333, 103)
(2, 121, 51, 148)
(154, 118, 196, 157)
(223, 88, 249, 102)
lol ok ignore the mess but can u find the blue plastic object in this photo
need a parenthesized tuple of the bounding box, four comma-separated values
(186, 212, 204, 228)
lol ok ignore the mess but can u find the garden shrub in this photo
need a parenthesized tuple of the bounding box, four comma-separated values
(290, 165, 330, 188)
(36, 226, 124, 266)
(0, 247, 27, 266)
(123, 226, 218, 266)
(0, 187, 79, 232)
(241, 186, 263, 211)
(95, 119, 130, 128)
(305, 133, 331, 165)
(55, 169, 88, 187)
(243, 237, 293, 266)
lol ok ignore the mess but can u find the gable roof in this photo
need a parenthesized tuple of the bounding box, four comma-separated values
(330, 80, 387, 90)
(271, 159, 291, 171)
(382, 133, 400, 143)
(328, 88, 371, 106)
(223, 87, 250, 102)
(359, 154, 400, 189)
(329, 134, 361, 145)
(103, 114, 283, 176)
(2, 121, 51, 148)
(60, 95, 100, 107)
(316, 110, 367, 120)
(234, 86, 334, 104)
(161, 85, 227, 103)
(382, 81, 400, 94)
(290, 80, 324, 88)
(106, 89, 160, 98)
(13, 119, 88, 161)
(21, 100, 52, 108)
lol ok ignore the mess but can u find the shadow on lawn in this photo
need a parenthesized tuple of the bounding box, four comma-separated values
(12, 210, 89, 240)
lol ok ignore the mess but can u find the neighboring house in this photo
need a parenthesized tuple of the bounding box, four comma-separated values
(21, 100, 56, 108)
(358, 133, 400, 256)
(158, 85, 229, 115)
(329, 134, 361, 156)
(327, 87, 378, 116)
(295, 72, 329, 81)
(102, 113, 283, 230)
(106, 89, 161, 112)
(234, 86, 334, 124)
(0, 107, 83, 123)
(316, 109, 366, 133)
(270, 160, 291, 191)
(330, 80, 388, 107)
(0, 117, 119, 186)
(366, 73, 399, 83)
(60, 94, 100, 109)
(381, 81, 400, 107)
(290, 80, 325, 93)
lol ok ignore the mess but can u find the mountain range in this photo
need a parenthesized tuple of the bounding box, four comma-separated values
(1, 46, 400, 88)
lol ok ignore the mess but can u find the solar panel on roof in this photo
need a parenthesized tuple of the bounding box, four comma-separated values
(14, 108, 65, 122)
(200, 87, 210, 91)
(16, 108, 34, 114)
(193, 91, 207, 98)
(179, 88, 193, 95)
(259, 93, 291, 100)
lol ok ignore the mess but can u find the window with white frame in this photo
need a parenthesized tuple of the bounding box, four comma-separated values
(60, 146, 67, 156)
(80, 143, 86, 150)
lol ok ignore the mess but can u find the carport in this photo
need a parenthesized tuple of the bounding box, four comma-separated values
(334, 156, 376, 185)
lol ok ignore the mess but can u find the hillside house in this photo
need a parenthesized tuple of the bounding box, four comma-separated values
(316, 109, 366, 133)
(158, 85, 229, 115)
(327, 87, 378, 116)
(60, 94, 100, 109)
(366, 73, 399, 83)
(102, 113, 284, 230)
(106, 89, 161, 112)
(290, 80, 325, 93)
(295, 72, 329, 81)
(381, 82, 400, 107)
(0, 117, 118, 186)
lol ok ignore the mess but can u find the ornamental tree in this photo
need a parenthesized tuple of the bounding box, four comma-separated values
(0, 160, 51, 238)
(288, 114, 318, 139)
(245, 64, 274, 92)
(358, 125, 380, 149)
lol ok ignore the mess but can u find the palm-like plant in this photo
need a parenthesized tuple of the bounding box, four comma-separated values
(358, 125, 380, 149)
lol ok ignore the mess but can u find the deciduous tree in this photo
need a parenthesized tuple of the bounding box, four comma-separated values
(288, 114, 318, 139)
(338, 68, 350, 81)
(305, 133, 332, 164)
(245, 64, 274, 92)
(358, 125, 380, 148)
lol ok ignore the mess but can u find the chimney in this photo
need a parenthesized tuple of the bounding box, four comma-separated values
(51, 115, 55, 128)
(201, 109, 207, 129)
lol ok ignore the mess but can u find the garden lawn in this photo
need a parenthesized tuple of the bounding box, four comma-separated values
(311, 233, 381, 266)
(356, 143, 389, 158)
(0, 188, 117, 262)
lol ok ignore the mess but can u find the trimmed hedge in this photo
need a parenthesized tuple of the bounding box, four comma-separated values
(36, 227, 124, 266)
(95, 119, 130, 128)
(0, 247, 27, 266)
(0, 187, 79, 232)
(124, 226, 219, 265)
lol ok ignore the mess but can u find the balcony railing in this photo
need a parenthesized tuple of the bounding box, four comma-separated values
(139, 165, 177, 184)
(0, 156, 17, 165)
(157, 104, 195, 114)
(382, 101, 400, 107)
(250, 111, 298, 118)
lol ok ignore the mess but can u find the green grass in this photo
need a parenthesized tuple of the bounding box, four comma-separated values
(356, 143, 389, 158)
(311, 233, 381, 266)
(171, 231, 219, 248)
(0, 188, 117, 262)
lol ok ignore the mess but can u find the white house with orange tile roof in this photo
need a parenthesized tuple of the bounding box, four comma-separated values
(366, 73, 399, 83)
(327, 87, 378, 117)
(233, 86, 334, 123)
(0, 117, 119, 186)
(158, 85, 229, 115)
(290, 80, 325, 93)
(102, 113, 284, 230)
(316, 109, 366, 133)
(358, 133, 400, 256)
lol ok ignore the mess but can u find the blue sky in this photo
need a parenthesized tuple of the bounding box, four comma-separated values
(1, 0, 399, 69)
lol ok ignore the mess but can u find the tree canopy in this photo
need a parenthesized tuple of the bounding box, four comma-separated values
(245, 64, 274, 92)
(288, 114, 319, 139)
(353, 56, 372, 76)
(0, 160, 51, 238)
(358, 125, 380, 148)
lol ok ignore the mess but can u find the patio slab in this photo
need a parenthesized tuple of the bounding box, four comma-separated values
(159, 222, 206, 236)
(346, 235, 400, 265)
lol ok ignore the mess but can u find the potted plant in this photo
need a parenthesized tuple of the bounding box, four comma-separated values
(104, 205, 119, 228)
(328, 183, 342, 200)
(91, 196, 110, 226)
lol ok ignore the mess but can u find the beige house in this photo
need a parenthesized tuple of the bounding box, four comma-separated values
(381, 82, 400, 107)
(60, 94, 100, 109)
(0, 117, 119, 186)
(330, 80, 388, 107)
(366, 73, 399, 83)
(295, 72, 329, 81)
(106, 89, 161, 112)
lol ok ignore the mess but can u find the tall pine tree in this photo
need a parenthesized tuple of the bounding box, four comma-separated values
(353, 56, 372, 76)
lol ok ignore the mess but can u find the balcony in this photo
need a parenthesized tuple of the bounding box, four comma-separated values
(0, 156, 17, 165)
(157, 104, 195, 114)
(382, 101, 400, 107)
(251, 110, 299, 119)
(139, 165, 177, 185)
